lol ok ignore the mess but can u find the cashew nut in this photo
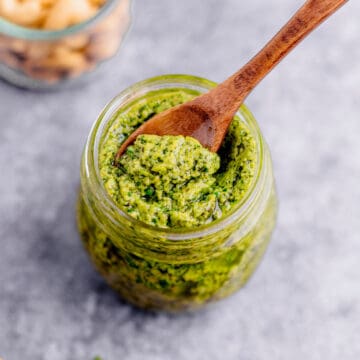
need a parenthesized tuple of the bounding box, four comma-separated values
(0, 0, 46, 27)
(43, 0, 98, 30)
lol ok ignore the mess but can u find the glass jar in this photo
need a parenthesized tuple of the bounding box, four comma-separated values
(77, 74, 278, 311)
(0, 0, 131, 89)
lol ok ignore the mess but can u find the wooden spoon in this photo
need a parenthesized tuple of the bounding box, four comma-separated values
(115, 0, 347, 162)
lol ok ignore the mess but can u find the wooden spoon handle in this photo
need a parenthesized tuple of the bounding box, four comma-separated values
(196, 0, 348, 131)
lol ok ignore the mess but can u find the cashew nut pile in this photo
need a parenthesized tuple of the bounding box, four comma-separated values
(0, 0, 130, 84)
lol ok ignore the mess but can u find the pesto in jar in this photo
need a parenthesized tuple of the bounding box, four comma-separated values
(78, 83, 277, 311)
(99, 89, 257, 228)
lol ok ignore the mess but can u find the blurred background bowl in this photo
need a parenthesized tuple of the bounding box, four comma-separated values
(0, 0, 131, 89)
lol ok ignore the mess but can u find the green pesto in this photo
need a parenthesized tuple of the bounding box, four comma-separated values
(115, 135, 220, 228)
(99, 89, 257, 228)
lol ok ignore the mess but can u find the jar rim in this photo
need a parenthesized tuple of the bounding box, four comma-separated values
(0, 0, 120, 40)
(84, 74, 266, 240)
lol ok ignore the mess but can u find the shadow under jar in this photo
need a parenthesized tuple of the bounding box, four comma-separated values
(0, 0, 131, 89)
(77, 75, 278, 312)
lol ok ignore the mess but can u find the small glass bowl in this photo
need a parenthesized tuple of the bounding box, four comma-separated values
(0, 0, 131, 89)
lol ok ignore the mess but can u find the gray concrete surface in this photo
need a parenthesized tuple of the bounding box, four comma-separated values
(1, 0, 360, 359)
